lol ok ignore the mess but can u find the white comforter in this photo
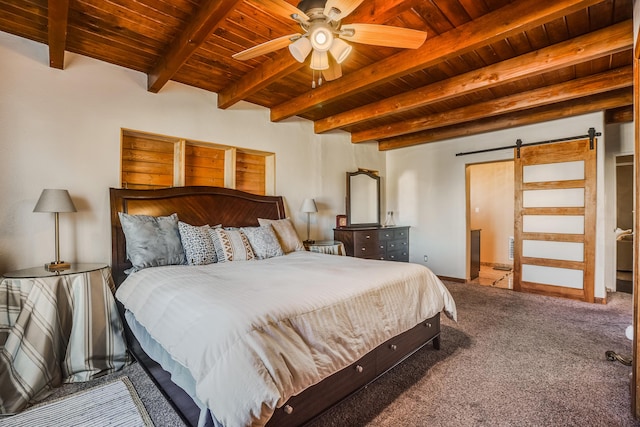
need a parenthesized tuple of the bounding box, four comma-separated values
(116, 251, 456, 427)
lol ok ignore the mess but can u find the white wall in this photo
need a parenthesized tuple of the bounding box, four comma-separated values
(0, 31, 384, 273)
(386, 113, 616, 299)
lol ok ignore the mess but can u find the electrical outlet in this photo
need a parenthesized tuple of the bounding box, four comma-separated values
(423, 255, 428, 262)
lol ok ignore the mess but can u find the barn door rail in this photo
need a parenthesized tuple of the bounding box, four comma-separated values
(455, 127, 600, 158)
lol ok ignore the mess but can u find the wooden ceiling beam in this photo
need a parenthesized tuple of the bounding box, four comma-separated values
(605, 105, 633, 124)
(378, 88, 633, 151)
(353, 66, 632, 143)
(147, 0, 243, 93)
(217, 52, 304, 109)
(269, 0, 606, 122)
(48, 0, 70, 69)
(315, 20, 632, 134)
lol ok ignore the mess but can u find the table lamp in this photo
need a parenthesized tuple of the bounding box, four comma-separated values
(300, 198, 318, 244)
(33, 189, 77, 271)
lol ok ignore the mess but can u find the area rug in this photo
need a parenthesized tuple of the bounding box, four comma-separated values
(0, 377, 154, 427)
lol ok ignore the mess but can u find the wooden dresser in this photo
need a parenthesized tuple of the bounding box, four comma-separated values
(334, 226, 409, 262)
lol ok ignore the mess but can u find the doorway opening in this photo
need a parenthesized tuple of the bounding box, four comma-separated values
(466, 160, 515, 289)
(616, 154, 634, 294)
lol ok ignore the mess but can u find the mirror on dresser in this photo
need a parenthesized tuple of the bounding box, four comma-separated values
(346, 170, 380, 227)
(338, 170, 410, 262)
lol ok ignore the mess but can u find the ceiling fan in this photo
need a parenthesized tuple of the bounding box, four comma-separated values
(232, 0, 427, 82)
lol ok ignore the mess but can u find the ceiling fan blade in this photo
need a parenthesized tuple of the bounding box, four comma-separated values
(340, 24, 427, 49)
(250, 0, 309, 22)
(323, 0, 364, 21)
(322, 58, 342, 81)
(232, 34, 300, 61)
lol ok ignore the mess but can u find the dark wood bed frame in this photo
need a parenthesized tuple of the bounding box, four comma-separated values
(110, 186, 441, 427)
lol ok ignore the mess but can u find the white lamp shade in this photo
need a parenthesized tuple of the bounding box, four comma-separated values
(310, 26, 333, 52)
(289, 37, 312, 63)
(310, 50, 329, 70)
(300, 198, 318, 213)
(329, 38, 352, 64)
(33, 189, 77, 213)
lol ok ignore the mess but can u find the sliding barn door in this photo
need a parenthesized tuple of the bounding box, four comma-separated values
(514, 138, 596, 302)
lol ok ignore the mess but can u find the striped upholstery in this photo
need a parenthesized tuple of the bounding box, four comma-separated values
(0, 377, 152, 427)
(0, 267, 129, 414)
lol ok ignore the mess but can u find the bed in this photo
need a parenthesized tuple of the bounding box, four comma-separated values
(109, 186, 456, 427)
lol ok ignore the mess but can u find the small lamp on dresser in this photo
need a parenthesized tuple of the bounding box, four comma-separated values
(300, 198, 318, 244)
(33, 189, 77, 271)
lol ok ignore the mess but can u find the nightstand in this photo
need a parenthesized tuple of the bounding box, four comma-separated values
(305, 240, 346, 255)
(0, 263, 129, 413)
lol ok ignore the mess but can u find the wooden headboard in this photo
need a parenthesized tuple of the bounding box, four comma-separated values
(109, 186, 286, 287)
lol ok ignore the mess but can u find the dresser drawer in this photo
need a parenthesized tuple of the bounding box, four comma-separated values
(385, 239, 407, 252)
(393, 228, 408, 240)
(376, 315, 440, 374)
(353, 231, 380, 257)
(379, 229, 395, 240)
(270, 350, 376, 427)
(354, 231, 377, 245)
(385, 250, 408, 262)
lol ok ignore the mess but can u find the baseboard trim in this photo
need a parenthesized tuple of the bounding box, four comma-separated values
(437, 275, 465, 283)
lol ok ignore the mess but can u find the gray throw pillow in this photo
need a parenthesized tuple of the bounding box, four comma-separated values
(118, 212, 186, 272)
(241, 225, 284, 259)
(178, 221, 217, 265)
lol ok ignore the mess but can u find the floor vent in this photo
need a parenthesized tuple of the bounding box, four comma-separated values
(508, 236, 514, 261)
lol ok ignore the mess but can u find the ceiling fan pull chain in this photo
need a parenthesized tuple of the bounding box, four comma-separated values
(312, 69, 316, 88)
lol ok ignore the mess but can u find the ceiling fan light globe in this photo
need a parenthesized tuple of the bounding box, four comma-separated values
(329, 38, 352, 63)
(310, 50, 329, 70)
(310, 26, 333, 51)
(289, 36, 312, 63)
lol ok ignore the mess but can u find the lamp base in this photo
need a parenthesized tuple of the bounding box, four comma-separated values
(45, 261, 71, 272)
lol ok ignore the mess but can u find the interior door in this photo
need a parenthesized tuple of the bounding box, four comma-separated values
(513, 138, 596, 302)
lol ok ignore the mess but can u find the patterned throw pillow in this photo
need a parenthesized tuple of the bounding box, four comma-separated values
(241, 225, 284, 260)
(257, 218, 305, 253)
(178, 221, 217, 265)
(118, 212, 186, 272)
(210, 227, 255, 262)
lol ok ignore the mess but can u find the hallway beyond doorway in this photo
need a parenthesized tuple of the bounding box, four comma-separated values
(469, 264, 512, 289)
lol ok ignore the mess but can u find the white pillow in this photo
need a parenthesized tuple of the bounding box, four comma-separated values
(210, 227, 255, 262)
(257, 218, 305, 253)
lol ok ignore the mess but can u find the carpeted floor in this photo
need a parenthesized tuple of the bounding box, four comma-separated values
(37, 281, 640, 426)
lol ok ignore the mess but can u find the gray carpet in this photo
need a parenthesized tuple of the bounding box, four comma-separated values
(38, 282, 639, 426)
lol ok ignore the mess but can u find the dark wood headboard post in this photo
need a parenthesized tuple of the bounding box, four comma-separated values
(109, 186, 286, 287)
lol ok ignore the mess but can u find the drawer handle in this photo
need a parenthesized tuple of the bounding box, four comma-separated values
(361, 247, 366, 251)
(385, 233, 391, 237)
(390, 344, 397, 351)
(355, 364, 364, 373)
(365, 235, 371, 239)
(379, 245, 384, 249)
(424, 322, 432, 328)
(283, 405, 294, 415)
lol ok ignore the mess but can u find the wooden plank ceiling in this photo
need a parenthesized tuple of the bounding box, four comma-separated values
(0, 0, 633, 150)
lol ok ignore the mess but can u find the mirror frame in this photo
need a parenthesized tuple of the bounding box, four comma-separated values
(346, 170, 381, 227)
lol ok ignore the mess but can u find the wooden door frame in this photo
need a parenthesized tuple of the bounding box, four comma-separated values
(632, 30, 640, 419)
